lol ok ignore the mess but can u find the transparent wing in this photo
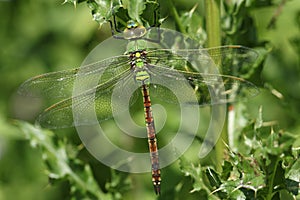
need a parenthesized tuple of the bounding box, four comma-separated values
(147, 45, 259, 77)
(147, 63, 259, 106)
(18, 55, 129, 99)
(144, 45, 259, 105)
(36, 69, 134, 129)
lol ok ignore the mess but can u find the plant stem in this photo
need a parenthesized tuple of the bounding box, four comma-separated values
(205, 0, 227, 172)
(266, 157, 279, 200)
(205, 0, 221, 48)
(166, 0, 186, 33)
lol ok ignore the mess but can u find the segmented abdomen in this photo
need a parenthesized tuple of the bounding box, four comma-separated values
(141, 84, 161, 195)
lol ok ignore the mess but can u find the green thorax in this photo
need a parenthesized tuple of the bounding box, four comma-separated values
(124, 21, 150, 86)
(129, 50, 150, 85)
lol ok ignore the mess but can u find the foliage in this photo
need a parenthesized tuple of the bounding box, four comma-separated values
(16, 121, 131, 199)
(64, 0, 160, 27)
(179, 107, 300, 199)
(0, 0, 300, 199)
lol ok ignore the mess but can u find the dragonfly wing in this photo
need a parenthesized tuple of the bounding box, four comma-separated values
(205, 45, 259, 77)
(147, 45, 259, 77)
(18, 55, 129, 99)
(18, 68, 78, 99)
(37, 69, 133, 129)
(147, 64, 259, 106)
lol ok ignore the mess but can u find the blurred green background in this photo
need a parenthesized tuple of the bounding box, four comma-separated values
(0, 0, 300, 199)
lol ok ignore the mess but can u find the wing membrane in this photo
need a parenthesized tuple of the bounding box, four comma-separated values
(18, 55, 129, 99)
(37, 69, 133, 128)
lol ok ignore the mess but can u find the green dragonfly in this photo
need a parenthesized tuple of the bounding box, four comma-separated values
(19, 20, 259, 195)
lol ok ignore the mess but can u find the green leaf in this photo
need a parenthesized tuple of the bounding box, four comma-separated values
(122, 0, 145, 23)
(16, 121, 112, 199)
(219, 180, 246, 199)
(222, 0, 258, 46)
(105, 170, 131, 199)
(286, 158, 300, 196)
(179, 4, 206, 44)
(221, 161, 233, 180)
(286, 157, 300, 182)
(63, 0, 77, 6)
(286, 178, 300, 196)
(205, 167, 222, 188)
(86, 0, 112, 25)
(178, 156, 210, 194)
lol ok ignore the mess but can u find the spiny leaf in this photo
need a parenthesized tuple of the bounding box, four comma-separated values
(105, 170, 131, 199)
(86, 0, 112, 25)
(179, 4, 206, 44)
(178, 156, 210, 194)
(16, 121, 111, 199)
(205, 167, 222, 188)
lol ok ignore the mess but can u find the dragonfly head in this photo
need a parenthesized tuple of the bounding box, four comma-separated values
(126, 20, 139, 29)
(124, 20, 147, 40)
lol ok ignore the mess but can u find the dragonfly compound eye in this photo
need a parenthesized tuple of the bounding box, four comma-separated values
(127, 20, 138, 29)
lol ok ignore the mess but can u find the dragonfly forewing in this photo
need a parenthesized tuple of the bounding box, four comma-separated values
(147, 45, 259, 77)
(18, 55, 129, 99)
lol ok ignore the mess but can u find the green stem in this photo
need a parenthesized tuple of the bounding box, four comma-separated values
(266, 158, 279, 200)
(166, 0, 186, 33)
(205, 0, 226, 173)
(205, 0, 221, 48)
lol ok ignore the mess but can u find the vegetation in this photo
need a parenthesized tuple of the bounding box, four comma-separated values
(0, 0, 299, 199)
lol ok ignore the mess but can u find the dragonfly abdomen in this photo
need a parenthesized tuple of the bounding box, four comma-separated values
(141, 84, 161, 195)
(129, 49, 161, 194)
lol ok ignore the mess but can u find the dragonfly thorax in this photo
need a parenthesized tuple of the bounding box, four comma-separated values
(129, 50, 150, 85)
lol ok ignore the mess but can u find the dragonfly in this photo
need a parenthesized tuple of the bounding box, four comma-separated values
(19, 20, 259, 195)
